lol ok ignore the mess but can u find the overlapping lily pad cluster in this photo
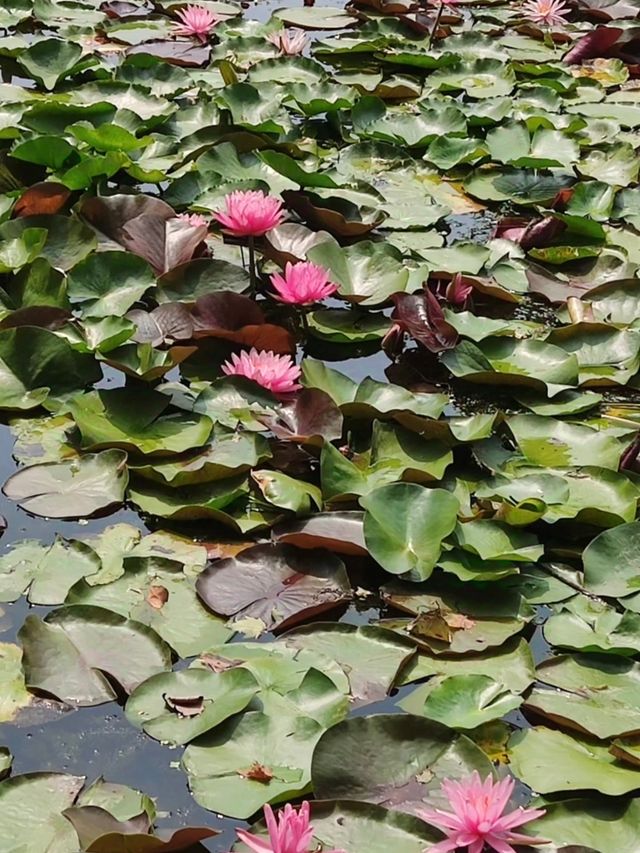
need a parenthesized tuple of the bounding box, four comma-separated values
(2, 0, 640, 851)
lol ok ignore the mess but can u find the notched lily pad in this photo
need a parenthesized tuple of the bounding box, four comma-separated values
(196, 544, 352, 634)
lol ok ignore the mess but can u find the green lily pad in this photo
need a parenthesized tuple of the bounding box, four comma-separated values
(311, 714, 493, 816)
(182, 709, 321, 819)
(0, 773, 85, 851)
(66, 251, 156, 318)
(399, 674, 523, 730)
(380, 578, 535, 655)
(18, 39, 85, 90)
(544, 595, 640, 656)
(583, 522, 640, 596)
(125, 667, 259, 745)
(507, 414, 624, 470)
(3, 449, 129, 519)
(133, 431, 271, 487)
(66, 556, 233, 658)
(0, 326, 101, 410)
(282, 623, 416, 707)
(509, 726, 640, 795)
(307, 309, 390, 344)
(127, 476, 251, 525)
(68, 389, 213, 457)
(0, 215, 97, 271)
(273, 5, 358, 28)
(399, 637, 536, 695)
(0, 642, 33, 722)
(19, 605, 172, 706)
(527, 797, 640, 853)
(361, 484, 460, 581)
(525, 654, 640, 739)
(441, 338, 579, 397)
(307, 241, 408, 306)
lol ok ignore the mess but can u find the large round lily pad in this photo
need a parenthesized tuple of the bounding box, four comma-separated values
(182, 709, 324, 819)
(311, 714, 493, 816)
(196, 544, 352, 634)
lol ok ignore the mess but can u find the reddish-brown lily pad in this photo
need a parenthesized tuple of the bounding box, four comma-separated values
(80, 194, 206, 274)
(63, 803, 219, 852)
(272, 512, 368, 556)
(14, 182, 71, 218)
(282, 190, 386, 238)
(196, 543, 352, 633)
(258, 388, 343, 446)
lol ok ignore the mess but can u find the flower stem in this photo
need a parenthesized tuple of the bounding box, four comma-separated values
(428, 1, 444, 49)
(248, 235, 256, 296)
(298, 308, 309, 339)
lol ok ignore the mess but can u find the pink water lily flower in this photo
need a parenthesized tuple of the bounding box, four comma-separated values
(222, 348, 301, 394)
(420, 772, 548, 853)
(444, 273, 473, 308)
(236, 802, 346, 853)
(271, 261, 338, 305)
(173, 5, 220, 42)
(175, 212, 209, 228)
(521, 0, 570, 26)
(267, 28, 309, 55)
(214, 190, 285, 238)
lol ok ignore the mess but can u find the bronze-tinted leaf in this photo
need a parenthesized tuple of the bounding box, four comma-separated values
(272, 512, 367, 556)
(127, 305, 194, 346)
(14, 182, 71, 218)
(0, 306, 71, 331)
(563, 25, 624, 63)
(282, 190, 386, 237)
(62, 805, 151, 848)
(258, 388, 343, 446)
(147, 586, 169, 610)
(390, 290, 458, 352)
(190, 292, 295, 354)
(196, 543, 352, 633)
(238, 762, 275, 783)
(80, 195, 206, 275)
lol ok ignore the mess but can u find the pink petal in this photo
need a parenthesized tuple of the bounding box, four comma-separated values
(235, 829, 274, 853)
(483, 835, 517, 853)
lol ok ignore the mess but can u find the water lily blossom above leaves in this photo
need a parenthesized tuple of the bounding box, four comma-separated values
(267, 28, 308, 55)
(236, 802, 346, 853)
(214, 191, 285, 238)
(173, 5, 220, 42)
(222, 349, 302, 394)
(419, 772, 547, 853)
(435, 274, 473, 309)
(521, 0, 570, 27)
(271, 261, 338, 306)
